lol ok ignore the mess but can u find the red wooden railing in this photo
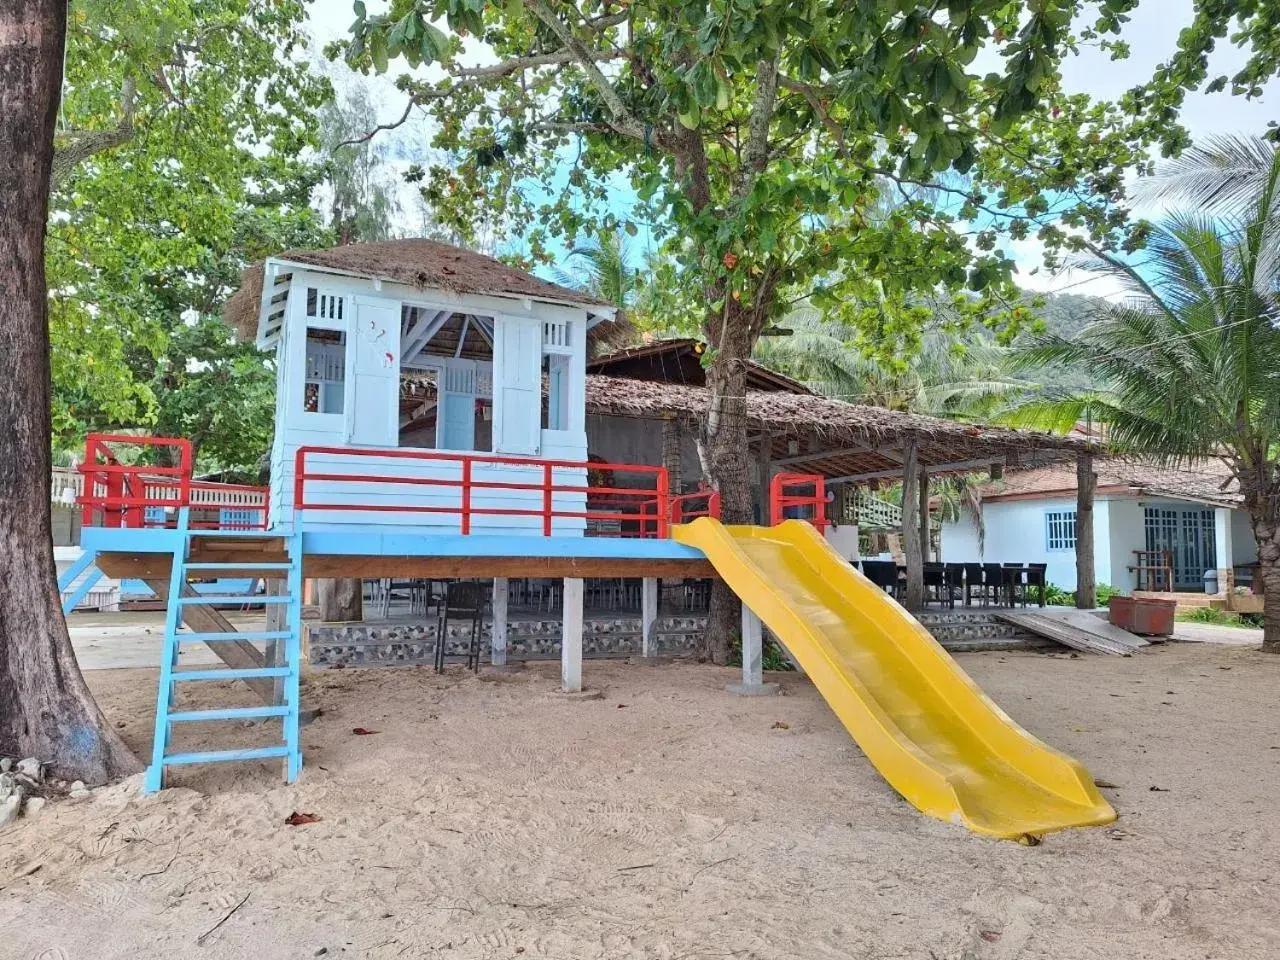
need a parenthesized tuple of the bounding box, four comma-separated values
(79, 434, 192, 529)
(669, 487, 722, 524)
(769, 473, 828, 533)
(293, 446, 671, 538)
(78, 434, 268, 530)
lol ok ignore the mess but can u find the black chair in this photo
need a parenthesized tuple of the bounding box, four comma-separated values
(982, 563, 1007, 606)
(1002, 563, 1028, 607)
(861, 560, 901, 599)
(962, 563, 988, 606)
(944, 563, 966, 606)
(1026, 563, 1048, 607)
(436, 580, 489, 673)
(923, 562, 953, 608)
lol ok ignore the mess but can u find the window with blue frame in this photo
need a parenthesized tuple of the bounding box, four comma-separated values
(1045, 509, 1077, 551)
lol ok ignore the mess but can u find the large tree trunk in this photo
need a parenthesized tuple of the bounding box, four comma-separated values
(1237, 455, 1280, 653)
(1234, 453, 1280, 652)
(698, 300, 757, 663)
(0, 0, 140, 782)
(317, 578, 363, 622)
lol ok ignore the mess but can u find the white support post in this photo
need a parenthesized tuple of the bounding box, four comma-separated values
(728, 605, 779, 696)
(1214, 506, 1234, 596)
(641, 577, 658, 657)
(491, 577, 509, 666)
(561, 578, 584, 692)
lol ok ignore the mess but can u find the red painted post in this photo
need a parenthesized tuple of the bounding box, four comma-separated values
(461, 458, 473, 535)
(656, 467, 669, 539)
(542, 463, 553, 536)
(293, 447, 307, 515)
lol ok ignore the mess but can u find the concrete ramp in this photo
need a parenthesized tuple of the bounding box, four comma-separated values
(996, 608, 1150, 656)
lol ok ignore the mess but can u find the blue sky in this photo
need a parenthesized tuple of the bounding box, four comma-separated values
(307, 0, 1279, 299)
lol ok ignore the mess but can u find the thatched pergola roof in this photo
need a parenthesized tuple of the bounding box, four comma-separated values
(583, 374, 1089, 482)
(223, 239, 619, 344)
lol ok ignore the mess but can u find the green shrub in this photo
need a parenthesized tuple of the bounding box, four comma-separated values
(727, 634, 796, 671)
(1178, 606, 1240, 626)
(1043, 582, 1123, 607)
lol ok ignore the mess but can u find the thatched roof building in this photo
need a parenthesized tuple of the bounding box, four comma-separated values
(581, 373, 1087, 483)
(223, 238, 627, 347)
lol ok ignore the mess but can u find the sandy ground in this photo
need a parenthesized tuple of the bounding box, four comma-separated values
(2, 644, 1278, 959)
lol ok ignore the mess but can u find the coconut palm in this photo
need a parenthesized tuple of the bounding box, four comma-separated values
(755, 301, 1030, 420)
(1010, 135, 1280, 652)
(552, 228, 640, 308)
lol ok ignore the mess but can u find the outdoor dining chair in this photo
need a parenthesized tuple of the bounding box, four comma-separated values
(1002, 564, 1029, 607)
(923, 562, 954, 608)
(861, 560, 901, 599)
(435, 579, 489, 673)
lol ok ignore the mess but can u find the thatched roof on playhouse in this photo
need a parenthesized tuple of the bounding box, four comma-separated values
(223, 239, 621, 344)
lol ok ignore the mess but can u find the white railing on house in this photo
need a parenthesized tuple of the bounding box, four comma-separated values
(51, 467, 268, 511)
(842, 490, 903, 530)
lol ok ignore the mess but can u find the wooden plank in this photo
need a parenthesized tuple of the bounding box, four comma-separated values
(142, 576, 276, 701)
(995, 612, 1137, 657)
(98, 549, 716, 580)
(302, 555, 718, 580)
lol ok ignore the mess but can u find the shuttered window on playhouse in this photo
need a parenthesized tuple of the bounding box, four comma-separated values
(1045, 510, 1077, 551)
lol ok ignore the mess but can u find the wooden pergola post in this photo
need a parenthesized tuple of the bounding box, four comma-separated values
(756, 423, 772, 524)
(918, 465, 931, 563)
(902, 436, 923, 611)
(1076, 450, 1097, 608)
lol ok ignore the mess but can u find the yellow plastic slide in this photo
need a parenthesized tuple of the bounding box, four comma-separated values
(673, 518, 1116, 840)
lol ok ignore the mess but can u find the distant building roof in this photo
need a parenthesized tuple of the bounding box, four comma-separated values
(223, 238, 620, 343)
(588, 338, 812, 394)
(979, 457, 1240, 508)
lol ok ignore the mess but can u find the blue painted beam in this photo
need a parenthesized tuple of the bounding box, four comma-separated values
(177, 630, 293, 644)
(171, 667, 292, 682)
(57, 550, 98, 592)
(61, 566, 104, 615)
(168, 706, 290, 722)
(163, 746, 290, 766)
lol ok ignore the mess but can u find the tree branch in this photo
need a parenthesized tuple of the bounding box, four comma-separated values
(526, 0, 666, 147)
(337, 98, 415, 149)
(50, 77, 137, 189)
(778, 75, 844, 144)
(736, 54, 781, 198)
(457, 48, 625, 80)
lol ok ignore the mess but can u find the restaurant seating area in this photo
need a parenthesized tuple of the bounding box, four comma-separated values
(858, 560, 1048, 608)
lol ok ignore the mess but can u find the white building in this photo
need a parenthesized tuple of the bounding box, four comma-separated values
(223, 239, 620, 537)
(939, 458, 1255, 593)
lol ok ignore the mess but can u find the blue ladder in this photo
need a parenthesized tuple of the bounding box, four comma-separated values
(143, 508, 303, 793)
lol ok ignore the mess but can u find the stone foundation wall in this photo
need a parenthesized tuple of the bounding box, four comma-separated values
(308, 607, 1051, 669)
(308, 616, 707, 668)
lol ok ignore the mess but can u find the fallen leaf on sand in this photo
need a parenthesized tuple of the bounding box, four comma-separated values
(771, 721, 790, 730)
(980, 931, 1001, 942)
(352, 727, 380, 736)
(285, 812, 321, 826)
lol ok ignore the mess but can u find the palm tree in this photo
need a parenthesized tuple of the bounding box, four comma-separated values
(755, 300, 1030, 420)
(1011, 135, 1280, 652)
(552, 229, 639, 308)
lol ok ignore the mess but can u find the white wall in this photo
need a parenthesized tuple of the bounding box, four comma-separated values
(939, 495, 1115, 592)
(268, 270, 591, 535)
(1231, 508, 1258, 564)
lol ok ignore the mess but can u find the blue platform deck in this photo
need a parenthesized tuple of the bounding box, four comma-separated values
(84, 525, 714, 581)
